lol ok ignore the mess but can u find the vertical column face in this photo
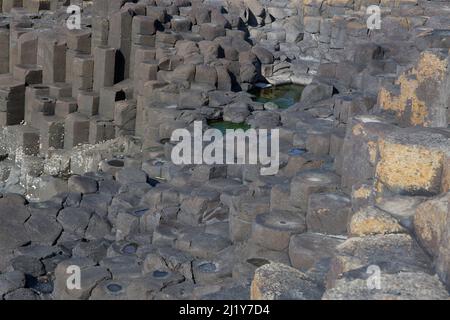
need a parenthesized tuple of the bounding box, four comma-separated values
(0, 24, 9, 74)
(25, 84, 49, 125)
(39, 115, 64, 153)
(71, 55, 94, 97)
(108, 8, 133, 80)
(0, 75, 26, 126)
(89, 117, 115, 144)
(99, 86, 122, 120)
(93, 46, 116, 91)
(37, 32, 67, 84)
(23, 0, 51, 13)
(93, 0, 109, 17)
(17, 31, 38, 65)
(66, 29, 92, 54)
(64, 113, 90, 149)
(92, 17, 110, 48)
(10, 28, 32, 73)
(2, 0, 23, 13)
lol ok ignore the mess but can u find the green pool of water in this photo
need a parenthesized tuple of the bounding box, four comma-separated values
(249, 84, 305, 109)
(207, 120, 251, 133)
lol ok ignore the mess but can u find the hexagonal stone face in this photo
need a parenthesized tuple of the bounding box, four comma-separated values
(0, 196, 31, 251)
(340, 116, 396, 193)
(24, 212, 63, 245)
(115, 168, 148, 185)
(289, 169, 340, 211)
(250, 211, 306, 251)
(90, 280, 129, 300)
(251, 262, 323, 300)
(414, 194, 448, 257)
(57, 207, 92, 237)
(229, 195, 270, 242)
(68, 175, 98, 194)
(306, 193, 351, 236)
(375, 127, 450, 197)
(4, 288, 39, 300)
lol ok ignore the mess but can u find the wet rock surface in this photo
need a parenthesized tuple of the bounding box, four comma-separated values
(0, 0, 449, 300)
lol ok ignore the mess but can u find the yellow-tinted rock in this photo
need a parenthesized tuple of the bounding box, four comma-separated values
(352, 185, 372, 200)
(326, 234, 433, 289)
(351, 184, 374, 212)
(251, 262, 323, 300)
(442, 157, 450, 192)
(414, 194, 449, 257)
(375, 127, 450, 197)
(376, 140, 443, 193)
(340, 115, 395, 193)
(349, 206, 406, 237)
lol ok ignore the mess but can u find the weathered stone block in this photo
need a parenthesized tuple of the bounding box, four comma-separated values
(340, 115, 396, 193)
(378, 50, 450, 128)
(64, 112, 90, 149)
(289, 233, 343, 271)
(250, 211, 306, 251)
(349, 206, 406, 237)
(375, 127, 450, 197)
(251, 262, 323, 300)
(289, 169, 340, 210)
(307, 193, 351, 236)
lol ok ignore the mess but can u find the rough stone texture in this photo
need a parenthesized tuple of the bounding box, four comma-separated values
(414, 193, 450, 290)
(0, 0, 449, 301)
(251, 262, 323, 300)
(374, 127, 450, 198)
(414, 194, 448, 257)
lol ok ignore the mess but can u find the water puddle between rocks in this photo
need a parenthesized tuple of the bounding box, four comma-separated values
(288, 148, 308, 156)
(249, 83, 305, 109)
(122, 243, 138, 254)
(107, 283, 123, 293)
